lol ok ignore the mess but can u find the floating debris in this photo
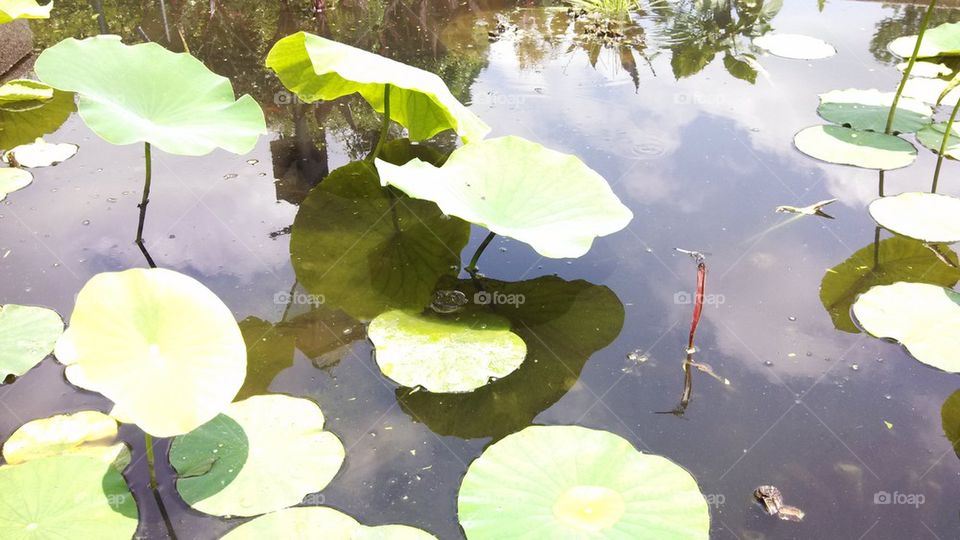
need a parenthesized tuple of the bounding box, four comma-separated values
(775, 198, 837, 219)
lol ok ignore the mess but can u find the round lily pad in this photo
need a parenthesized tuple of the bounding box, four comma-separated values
(170, 394, 345, 517)
(369, 310, 527, 393)
(458, 425, 710, 538)
(903, 77, 960, 107)
(898, 61, 952, 78)
(0, 455, 138, 539)
(375, 136, 634, 259)
(917, 123, 960, 160)
(3, 411, 130, 471)
(0, 167, 32, 202)
(221, 507, 436, 539)
(853, 282, 960, 373)
(0, 0, 52, 23)
(868, 192, 960, 243)
(34, 35, 266, 156)
(753, 33, 836, 59)
(817, 89, 932, 133)
(54, 268, 247, 437)
(889, 22, 960, 59)
(6, 139, 78, 168)
(0, 80, 53, 111)
(794, 125, 917, 170)
(0, 304, 63, 382)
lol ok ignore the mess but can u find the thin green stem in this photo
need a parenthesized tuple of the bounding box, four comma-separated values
(873, 226, 882, 270)
(368, 83, 391, 161)
(885, 0, 938, 134)
(466, 231, 496, 276)
(932, 97, 960, 193)
(145, 433, 158, 490)
(136, 142, 156, 268)
(144, 433, 178, 539)
(878, 170, 885, 197)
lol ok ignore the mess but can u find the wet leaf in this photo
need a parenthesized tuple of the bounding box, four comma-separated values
(753, 33, 836, 60)
(2, 411, 130, 472)
(793, 125, 916, 170)
(0, 304, 62, 382)
(903, 77, 960, 107)
(897, 61, 951, 78)
(0, 167, 32, 202)
(0, 79, 53, 111)
(916, 123, 960, 160)
(5, 138, 78, 168)
(869, 192, 960, 243)
(888, 22, 960, 59)
(221, 507, 436, 539)
(817, 89, 932, 133)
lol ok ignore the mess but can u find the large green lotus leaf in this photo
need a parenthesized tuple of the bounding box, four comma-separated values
(0, 0, 51, 23)
(753, 33, 836, 59)
(817, 89, 932, 134)
(34, 36, 265, 156)
(290, 160, 470, 321)
(0, 304, 62, 382)
(376, 136, 634, 258)
(794, 125, 917, 170)
(903, 77, 960, 107)
(0, 88, 75, 150)
(398, 276, 624, 440)
(0, 80, 53, 111)
(369, 310, 527, 393)
(852, 282, 960, 372)
(820, 237, 960, 333)
(221, 507, 436, 539)
(897, 61, 952, 78)
(458, 425, 710, 539)
(266, 32, 489, 143)
(2, 411, 130, 472)
(0, 167, 32, 202)
(889, 22, 960, 59)
(917, 123, 960, 160)
(868, 192, 960, 243)
(0, 455, 138, 539)
(54, 268, 246, 437)
(942, 390, 960, 460)
(169, 394, 344, 517)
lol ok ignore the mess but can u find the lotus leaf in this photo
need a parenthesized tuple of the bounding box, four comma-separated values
(221, 507, 436, 539)
(888, 22, 960, 59)
(903, 77, 960, 107)
(817, 89, 932, 133)
(0, 0, 52, 23)
(753, 33, 835, 59)
(942, 390, 960, 460)
(0, 304, 62, 381)
(917, 123, 960, 160)
(793, 125, 916, 170)
(0, 167, 32, 202)
(2, 411, 130, 471)
(868, 192, 960, 243)
(6, 139, 78, 168)
(0, 88, 75, 150)
(0, 80, 53, 110)
(897, 61, 951, 78)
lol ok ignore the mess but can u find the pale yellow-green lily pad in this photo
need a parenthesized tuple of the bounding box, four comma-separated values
(753, 33, 836, 59)
(889, 22, 960, 59)
(458, 425, 710, 539)
(0, 303, 62, 381)
(0, 167, 32, 202)
(898, 61, 952, 78)
(0, 0, 52, 23)
(794, 125, 916, 170)
(221, 507, 436, 539)
(5, 138, 78, 168)
(2, 410, 130, 471)
(54, 268, 247, 437)
(868, 192, 960, 244)
(853, 282, 960, 373)
(369, 310, 527, 393)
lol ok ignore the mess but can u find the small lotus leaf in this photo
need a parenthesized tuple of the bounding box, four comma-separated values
(2, 411, 130, 471)
(917, 123, 960, 160)
(458, 425, 710, 539)
(0, 0, 52, 23)
(903, 77, 960, 106)
(853, 282, 960, 373)
(0, 80, 53, 110)
(0, 304, 62, 381)
(793, 125, 916, 170)
(35, 36, 265, 156)
(221, 507, 436, 539)
(817, 89, 932, 133)
(753, 33, 836, 59)
(266, 31, 489, 143)
(6, 139, 78, 168)
(888, 22, 960, 59)
(54, 268, 247, 437)
(869, 192, 960, 243)
(0, 167, 32, 202)
(898, 61, 952, 78)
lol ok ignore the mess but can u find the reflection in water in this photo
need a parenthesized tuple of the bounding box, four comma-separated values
(942, 389, 960, 461)
(0, 89, 75, 150)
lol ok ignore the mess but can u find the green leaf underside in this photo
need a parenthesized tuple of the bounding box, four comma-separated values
(869, 192, 960, 243)
(917, 123, 960, 160)
(376, 136, 634, 259)
(369, 310, 527, 393)
(0, 304, 63, 381)
(266, 31, 489, 143)
(0, 88, 75, 150)
(221, 507, 436, 539)
(817, 89, 932, 133)
(794, 125, 916, 170)
(820, 237, 960, 333)
(853, 282, 960, 373)
(0, 0, 52, 23)
(170, 395, 344, 517)
(458, 425, 710, 539)
(753, 33, 836, 60)
(290, 160, 470, 321)
(35, 36, 265, 156)
(2, 411, 131, 471)
(0, 168, 33, 202)
(0, 455, 138, 540)
(54, 268, 247, 437)
(889, 22, 960, 59)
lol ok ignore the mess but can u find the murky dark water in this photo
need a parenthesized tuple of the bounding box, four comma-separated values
(3, 1, 960, 538)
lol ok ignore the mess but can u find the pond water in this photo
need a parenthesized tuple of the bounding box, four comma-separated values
(3, 0, 960, 538)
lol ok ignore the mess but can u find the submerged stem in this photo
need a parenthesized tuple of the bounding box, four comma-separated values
(368, 83, 392, 161)
(932, 97, 960, 193)
(144, 433, 178, 539)
(136, 142, 156, 268)
(885, 0, 938, 134)
(466, 231, 497, 276)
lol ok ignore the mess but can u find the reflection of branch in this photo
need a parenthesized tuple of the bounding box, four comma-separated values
(659, 249, 706, 416)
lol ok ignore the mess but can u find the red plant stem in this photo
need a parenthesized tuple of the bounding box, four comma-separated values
(688, 261, 706, 350)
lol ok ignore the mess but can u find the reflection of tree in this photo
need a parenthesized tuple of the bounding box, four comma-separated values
(869, 5, 958, 65)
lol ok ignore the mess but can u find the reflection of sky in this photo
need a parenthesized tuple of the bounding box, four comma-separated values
(1, 1, 959, 538)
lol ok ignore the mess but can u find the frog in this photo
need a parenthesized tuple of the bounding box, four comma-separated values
(430, 290, 469, 314)
(754, 485, 805, 522)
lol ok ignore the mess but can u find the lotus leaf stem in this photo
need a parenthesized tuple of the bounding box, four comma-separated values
(144, 433, 178, 539)
(368, 83, 392, 161)
(932, 97, 960, 193)
(136, 143, 157, 268)
(466, 231, 497, 276)
(884, 0, 938, 135)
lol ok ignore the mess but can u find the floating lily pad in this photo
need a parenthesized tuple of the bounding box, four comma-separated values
(0, 80, 53, 111)
(869, 192, 960, 243)
(170, 394, 344, 517)
(376, 136, 633, 258)
(54, 268, 247, 437)
(2, 411, 130, 471)
(369, 310, 527, 393)
(941, 390, 960, 459)
(290, 161, 470, 321)
(458, 425, 710, 538)
(853, 282, 960, 373)
(6, 139, 78, 168)
(35, 36, 265, 156)
(817, 89, 932, 133)
(898, 61, 952, 78)
(221, 507, 436, 539)
(0, 167, 32, 202)
(0, 455, 138, 540)
(0, 88, 75, 150)
(0, 0, 52, 23)
(820, 237, 960, 333)
(917, 123, 960, 160)
(753, 33, 836, 60)
(903, 77, 960, 107)
(794, 125, 916, 170)
(0, 304, 63, 382)
(266, 31, 489, 143)
(889, 22, 960, 59)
